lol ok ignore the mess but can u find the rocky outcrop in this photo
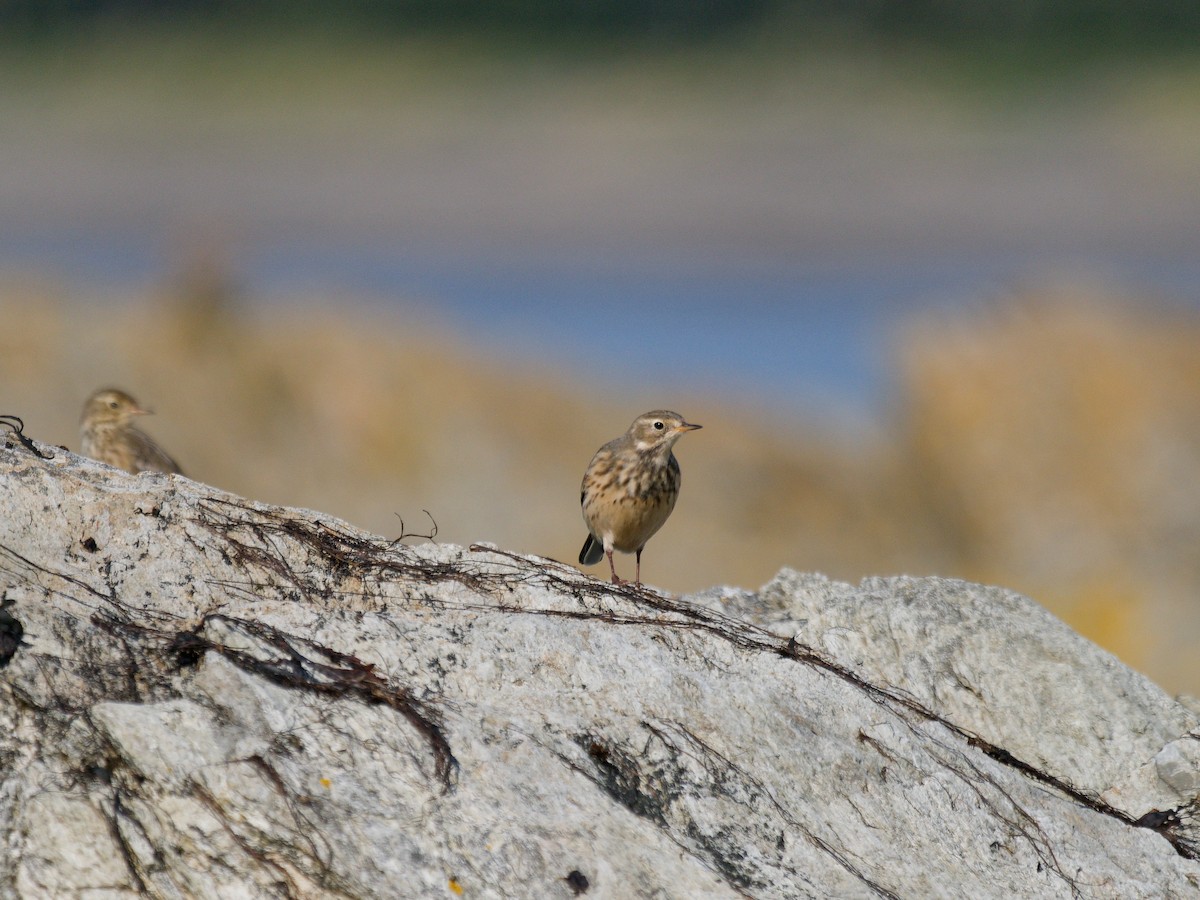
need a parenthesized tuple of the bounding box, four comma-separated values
(2, 442, 1199, 898)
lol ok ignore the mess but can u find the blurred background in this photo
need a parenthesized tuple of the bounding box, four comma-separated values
(2, 1, 1199, 692)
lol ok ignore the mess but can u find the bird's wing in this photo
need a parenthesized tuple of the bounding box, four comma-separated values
(129, 427, 184, 475)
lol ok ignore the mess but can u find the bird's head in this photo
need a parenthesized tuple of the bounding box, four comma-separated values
(628, 410, 702, 453)
(81, 388, 151, 428)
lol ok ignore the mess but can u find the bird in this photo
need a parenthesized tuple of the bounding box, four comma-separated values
(578, 410, 701, 586)
(79, 388, 183, 475)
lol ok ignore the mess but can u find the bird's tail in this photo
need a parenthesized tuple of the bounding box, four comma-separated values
(579, 534, 604, 566)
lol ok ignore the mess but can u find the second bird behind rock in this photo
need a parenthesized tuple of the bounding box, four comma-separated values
(578, 409, 701, 587)
(79, 388, 184, 476)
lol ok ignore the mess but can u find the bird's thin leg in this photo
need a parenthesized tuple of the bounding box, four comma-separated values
(606, 550, 623, 584)
(635, 548, 642, 586)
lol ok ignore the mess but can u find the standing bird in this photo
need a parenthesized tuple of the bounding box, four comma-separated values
(79, 388, 183, 475)
(579, 410, 701, 586)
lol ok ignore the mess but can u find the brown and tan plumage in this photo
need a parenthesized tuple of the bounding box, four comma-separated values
(579, 409, 701, 586)
(79, 388, 183, 476)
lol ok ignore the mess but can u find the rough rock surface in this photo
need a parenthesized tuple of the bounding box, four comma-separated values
(2, 441, 1200, 899)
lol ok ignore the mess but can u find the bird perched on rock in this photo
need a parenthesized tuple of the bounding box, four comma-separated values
(79, 388, 183, 475)
(579, 410, 701, 586)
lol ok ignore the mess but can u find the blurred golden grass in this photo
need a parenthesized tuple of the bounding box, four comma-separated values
(4, 272, 1200, 694)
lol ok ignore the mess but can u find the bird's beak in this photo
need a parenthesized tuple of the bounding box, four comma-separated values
(131, 405, 153, 417)
(678, 421, 702, 432)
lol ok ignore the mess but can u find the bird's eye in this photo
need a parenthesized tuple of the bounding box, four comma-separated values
(653, 421, 664, 430)
(108, 401, 119, 409)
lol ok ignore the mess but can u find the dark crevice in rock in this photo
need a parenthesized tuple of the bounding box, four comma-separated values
(564, 869, 590, 894)
(580, 735, 683, 827)
(0, 597, 23, 668)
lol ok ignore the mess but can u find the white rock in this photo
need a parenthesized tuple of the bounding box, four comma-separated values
(1156, 740, 1200, 797)
(2, 445, 1200, 898)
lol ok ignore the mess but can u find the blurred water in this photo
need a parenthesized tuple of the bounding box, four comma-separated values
(4, 229, 1199, 426)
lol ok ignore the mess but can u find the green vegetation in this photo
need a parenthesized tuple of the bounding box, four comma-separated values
(2, 1, 1199, 78)
(1, 4, 1197, 120)
(2, 0, 1199, 44)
